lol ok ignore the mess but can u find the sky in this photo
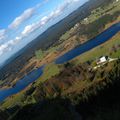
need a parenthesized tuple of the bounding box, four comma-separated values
(0, 0, 88, 65)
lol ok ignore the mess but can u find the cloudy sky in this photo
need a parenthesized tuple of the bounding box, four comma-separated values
(0, 0, 88, 65)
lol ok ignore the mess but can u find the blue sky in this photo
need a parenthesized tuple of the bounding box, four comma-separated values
(0, 0, 88, 65)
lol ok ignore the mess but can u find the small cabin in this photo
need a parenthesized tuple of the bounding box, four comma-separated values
(97, 56, 109, 65)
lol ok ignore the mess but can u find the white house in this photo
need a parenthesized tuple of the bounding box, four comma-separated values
(94, 56, 118, 70)
(97, 56, 109, 65)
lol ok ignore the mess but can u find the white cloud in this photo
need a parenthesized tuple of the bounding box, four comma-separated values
(36, 0, 49, 8)
(8, 0, 50, 29)
(9, 8, 36, 29)
(0, 45, 7, 56)
(0, 0, 81, 56)
(0, 36, 22, 56)
(40, 16, 49, 25)
(8, 37, 21, 45)
(0, 29, 6, 40)
(21, 0, 80, 36)
(0, 1, 51, 56)
(22, 23, 39, 36)
(0, 0, 87, 62)
(16, 36, 22, 41)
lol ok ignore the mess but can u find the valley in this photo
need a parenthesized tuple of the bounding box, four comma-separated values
(0, 0, 120, 120)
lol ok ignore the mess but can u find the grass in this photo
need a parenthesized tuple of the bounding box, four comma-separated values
(35, 49, 45, 60)
(60, 31, 70, 41)
(72, 32, 120, 64)
(35, 63, 61, 85)
(47, 47, 57, 53)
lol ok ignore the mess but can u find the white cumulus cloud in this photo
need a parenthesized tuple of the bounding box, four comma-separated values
(21, 0, 80, 36)
(8, 0, 50, 29)
(9, 8, 36, 29)
(22, 23, 39, 36)
(0, 36, 22, 56)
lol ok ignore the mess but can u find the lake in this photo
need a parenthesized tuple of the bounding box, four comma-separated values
(0, 66, 44, 102)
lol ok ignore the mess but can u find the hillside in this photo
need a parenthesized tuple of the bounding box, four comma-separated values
(1, 58, 120, 120)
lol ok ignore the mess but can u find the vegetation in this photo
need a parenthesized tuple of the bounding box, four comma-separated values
(1, 59, 120, 120)
(11, 98, 78, 120)
(35, 63, 62, 85)
(35, 49, 45, 60)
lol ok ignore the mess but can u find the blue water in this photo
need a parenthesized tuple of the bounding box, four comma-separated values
(0, 23, 120, 102)
(0, 66, 44, 102)
(56, 23, 120, 64)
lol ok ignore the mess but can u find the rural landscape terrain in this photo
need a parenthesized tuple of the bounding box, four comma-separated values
(0, 0, 120, 120)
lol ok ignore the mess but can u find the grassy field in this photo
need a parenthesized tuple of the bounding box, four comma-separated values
(60, 31, 71, 41)
(35, 49, 45, 60)
(35, 63, 61, 85)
